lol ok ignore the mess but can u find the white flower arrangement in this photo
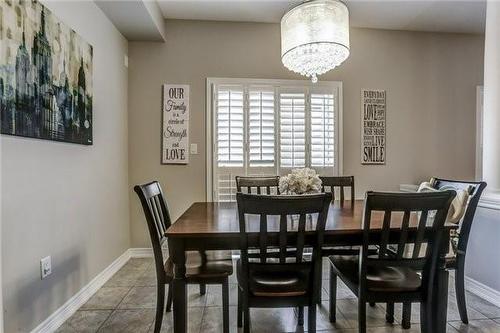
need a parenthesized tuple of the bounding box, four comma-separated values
(279, 168, 322, 195)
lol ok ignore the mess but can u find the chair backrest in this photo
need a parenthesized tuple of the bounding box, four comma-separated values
(319, 176, 355, 207)
(431, 178, 487, 254)
(360, 191, 456, 295)
(236, 176, 280, 194)
(236, 192, 332, 294)
(134, 181, 172, 282)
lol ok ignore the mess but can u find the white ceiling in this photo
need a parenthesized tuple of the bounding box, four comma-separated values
(157, 0, 486, 34)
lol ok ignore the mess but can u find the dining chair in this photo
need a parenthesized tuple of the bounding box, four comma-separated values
(236, 175, 280, 194)
(328, 191, 456, 333)
(320, 176, 355, 207)
(400, 178, 487, 327)
(134, 181, 233, 333)
(318, 176, 356, 296)
(236, 192, 332, 333)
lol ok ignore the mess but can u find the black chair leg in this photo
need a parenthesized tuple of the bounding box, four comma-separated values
(402, 302, 411, 329)
(165, 283, 173, 312)
(358, 301, 366, 333)
(329, 267, 337, 323)
(455, 259, 469, 324)
(298, 306, 304, 326)
(420, 300, 432, 333)
(222, 279, 229, 333)
(243, 298, 250, 333)
(317, 265, 323, 304)
(308, 303, 317, 333)
(237, 288, 243, 328)
(199, 283, 206, 295)
(386, 302, 394, 323)
(154, 283, 165, 333)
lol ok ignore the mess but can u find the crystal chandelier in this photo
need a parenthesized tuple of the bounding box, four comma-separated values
(281, 0, 350, 83)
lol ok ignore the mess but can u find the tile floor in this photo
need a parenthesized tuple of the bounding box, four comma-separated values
(56, 258, 500, 333)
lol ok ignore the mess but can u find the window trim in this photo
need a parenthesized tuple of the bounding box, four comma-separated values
(206, 77, 343, 201)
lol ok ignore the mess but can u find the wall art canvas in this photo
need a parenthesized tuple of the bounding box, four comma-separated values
(0, 0, 93, 145)
(361, 89, 386, 164)
(162, 84, 189, 164)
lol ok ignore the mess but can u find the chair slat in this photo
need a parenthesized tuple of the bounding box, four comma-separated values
(412, 210, 428, 258)
(379, 210, 392, 258)
(396, 210, 411, 258)
(259, 214, 267, 263)
(279, 214, 287, 263)
(296, 214, 307, 262)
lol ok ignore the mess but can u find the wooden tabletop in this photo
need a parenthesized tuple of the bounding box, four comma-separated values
(166, 200, 456, 238)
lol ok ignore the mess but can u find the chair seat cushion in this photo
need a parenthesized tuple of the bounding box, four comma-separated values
(237, 259, 310, 297)
(165, 250, 233, 281)
(329, 255, 422, 293)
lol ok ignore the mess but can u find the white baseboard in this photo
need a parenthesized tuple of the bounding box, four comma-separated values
(128, 247, 153, 258)
(30, 248, 149, 333)
(466, 276, 500, 308)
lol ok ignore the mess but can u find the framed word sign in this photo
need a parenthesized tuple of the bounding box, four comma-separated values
(162, 84, 189, 164)
(361, 89, 386, 165)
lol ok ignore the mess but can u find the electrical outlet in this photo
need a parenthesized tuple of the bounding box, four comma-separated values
(40, 256, 52, 279)
(190, 143, 198, 155)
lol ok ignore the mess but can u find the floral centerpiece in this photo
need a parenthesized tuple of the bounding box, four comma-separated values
(279, 168, 322, 195)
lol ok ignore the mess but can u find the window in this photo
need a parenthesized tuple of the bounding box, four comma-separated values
(207, 78, 342, 201)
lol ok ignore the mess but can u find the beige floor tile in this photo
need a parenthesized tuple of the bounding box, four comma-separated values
(149, 306, 204, 333)
(56, 310, 112, 333)
(98, 309, 155, 333)
(81, 287, 131, 310)
(464, 292, 500, 319)
(449, 319, 500, 332)
(118, 286, 157, 309)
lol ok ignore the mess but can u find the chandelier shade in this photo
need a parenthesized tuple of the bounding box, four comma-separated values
(281, 0, 350, 82)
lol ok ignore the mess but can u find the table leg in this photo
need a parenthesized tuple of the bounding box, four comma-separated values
(431, 232, 450, 333)
(171, 238, 187, 333)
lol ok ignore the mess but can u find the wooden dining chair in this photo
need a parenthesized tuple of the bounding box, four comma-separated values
(318, 176, 356, 296)
(400, 178, 487, 327)
(328, 191, 456, 333)
(134, 181, 233, 333)
(320, 176, 355, 207)
(236, 176, 280, 194)
(236, 192, 332, 333)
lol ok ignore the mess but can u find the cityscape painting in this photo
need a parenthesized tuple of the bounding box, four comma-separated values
(0, 0, 93, 145)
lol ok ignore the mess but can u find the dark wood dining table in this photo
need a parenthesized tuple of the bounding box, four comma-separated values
(166, 200, 455, 333)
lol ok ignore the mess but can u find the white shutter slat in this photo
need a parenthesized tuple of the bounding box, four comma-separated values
(280, 92, 306, 168)
(310, 93, 335, 167)
(249, 89, 275, 167)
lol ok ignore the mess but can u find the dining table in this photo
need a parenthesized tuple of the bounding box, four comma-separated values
(165, 199, 455, 333)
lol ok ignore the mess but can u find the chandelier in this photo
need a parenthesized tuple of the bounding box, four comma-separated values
(281, 0, 350, 83)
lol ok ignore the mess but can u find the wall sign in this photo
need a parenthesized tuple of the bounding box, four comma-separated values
(361, 89, 386, 165)
(162, 84, 189, 164)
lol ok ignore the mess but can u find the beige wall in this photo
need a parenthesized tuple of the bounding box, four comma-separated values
(128, 20, 484, 247)
(1, 1, 129, 332)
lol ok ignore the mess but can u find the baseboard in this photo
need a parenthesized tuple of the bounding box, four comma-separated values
(128, 247, 153, 258)
(30, 249, 133, 333)
(466, 276, 500, 308)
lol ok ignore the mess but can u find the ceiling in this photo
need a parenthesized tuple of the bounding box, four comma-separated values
(157, 0, 486, 34)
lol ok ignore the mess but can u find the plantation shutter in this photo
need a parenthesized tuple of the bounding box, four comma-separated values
(210, 79, 341, 202)
(248, 88, 275, 167)
(216, 86, 244, 167)
(279, 92, 306, 170)
(214, 85, 245, 202)
(311, 93, 335, 169)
